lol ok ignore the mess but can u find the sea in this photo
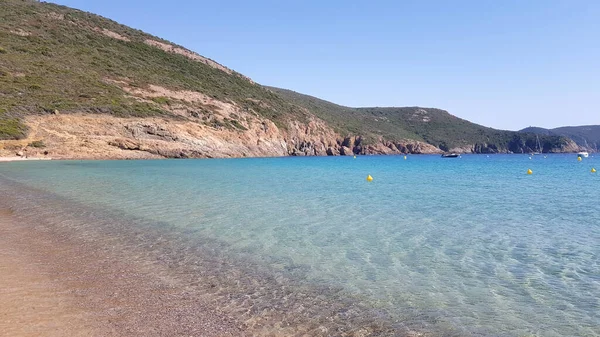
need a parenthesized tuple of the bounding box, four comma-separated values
(1, 154, 598, 336)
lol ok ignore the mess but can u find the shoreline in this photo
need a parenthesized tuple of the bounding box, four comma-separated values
(0, 206, 247, 336)
(0, 152, 591, 163)
(0, 153, 597, 336)
(0, 211, 100, 337)
(0, 177, 418, 337)
(0, 157, 53, 162)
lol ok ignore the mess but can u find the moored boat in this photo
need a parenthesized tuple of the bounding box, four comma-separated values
(441, 153, 460, 158)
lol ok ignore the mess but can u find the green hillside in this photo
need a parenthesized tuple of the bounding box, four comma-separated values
(269, 87, 569, 152)
(521, 126, 600, 151)
(0, 0, 574, 154)
(0, 0, 305, 139)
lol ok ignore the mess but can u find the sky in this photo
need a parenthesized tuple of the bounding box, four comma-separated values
(49, 0, 600, 131)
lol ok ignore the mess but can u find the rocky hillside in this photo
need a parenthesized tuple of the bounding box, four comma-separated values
(521, 125, 600, 152)
(269, 88, 578, 154)
(0, 0, 577, 159)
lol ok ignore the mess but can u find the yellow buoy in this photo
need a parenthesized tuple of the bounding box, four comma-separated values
(403, 156, 407, 160)
(527, 169, 533, 175)
(578, 156, 582, 161)
(353, 155, 356, 159)
(366, 175, 373, 182)
(592, 168, 597, 173)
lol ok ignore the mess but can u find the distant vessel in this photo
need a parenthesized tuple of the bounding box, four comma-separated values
(577, 152, 589, 158)
(441, 153, 460, 158)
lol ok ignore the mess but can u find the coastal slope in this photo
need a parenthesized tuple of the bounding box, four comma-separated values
(521, 125, 600, 152)
(0, 0, 577, 159)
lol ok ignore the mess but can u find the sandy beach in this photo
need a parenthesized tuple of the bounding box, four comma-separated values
(0, 172, 408, 337)
(0, 157, 52, 162)
(0, 207, 246, 337)
(0, 209, 99, 336)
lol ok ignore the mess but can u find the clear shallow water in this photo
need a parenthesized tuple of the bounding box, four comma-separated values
(1, 154, 599, 336)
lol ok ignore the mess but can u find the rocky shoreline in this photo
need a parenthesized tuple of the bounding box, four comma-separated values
(0, 113, 582, 161)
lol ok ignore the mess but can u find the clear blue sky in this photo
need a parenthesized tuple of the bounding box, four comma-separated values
(50, 0, 599, 130)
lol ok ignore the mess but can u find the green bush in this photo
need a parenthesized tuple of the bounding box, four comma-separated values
(28, 140, 45, 148)
(151, 96, 170, 105)
(226, 118, 248, 131)
(0, 0, 570, 154)
(0, 116, 27, 140)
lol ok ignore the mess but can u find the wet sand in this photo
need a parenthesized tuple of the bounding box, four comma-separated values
(0, 253, 94, 336)
(0, 176, 419, 337)
(0, 208, 245, 336)
(0, 211, 98, 336)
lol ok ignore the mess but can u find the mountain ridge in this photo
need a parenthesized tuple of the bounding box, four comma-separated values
(267, 87, 578, 154)
(0, 0, 580, 159)
(520, 125, 599, 152)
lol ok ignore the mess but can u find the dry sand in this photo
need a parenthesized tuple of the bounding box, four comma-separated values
(0, 157, 52, 162)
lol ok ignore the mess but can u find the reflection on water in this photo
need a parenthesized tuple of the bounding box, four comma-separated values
(1, 155, 599, 336)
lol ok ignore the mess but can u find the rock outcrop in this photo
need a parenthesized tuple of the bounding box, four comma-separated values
(0, 113, 442, 160)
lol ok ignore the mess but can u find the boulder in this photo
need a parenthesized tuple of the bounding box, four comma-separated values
(340, 146, 353, 156)
(108, 138, 141, 150)
(326, 147, 340, 156)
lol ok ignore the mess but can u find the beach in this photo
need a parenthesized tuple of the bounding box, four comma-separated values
(0, 157, 52, 162)
(0, 206, 246, 337)
(0, 209, 100, 336)
(1, 156, 598, 336)
(0, 179, 398, 337)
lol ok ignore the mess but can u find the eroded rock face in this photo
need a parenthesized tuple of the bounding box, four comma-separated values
(0, 113, 578, 160)
(284, 119, 335, 156)
(0, 113, 461, 159)
(0, 81, 579, 159)
(553, 139, 580, 153)
(108, 138, 140, 151)
(340, 146, 354, 156)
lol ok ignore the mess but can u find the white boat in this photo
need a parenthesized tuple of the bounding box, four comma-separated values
(441, 153, 460, 158)
(577, 152, 589, 158)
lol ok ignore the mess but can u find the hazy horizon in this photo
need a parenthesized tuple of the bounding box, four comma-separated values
(50, 0, 600, 131)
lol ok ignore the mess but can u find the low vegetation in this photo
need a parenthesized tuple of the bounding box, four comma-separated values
(0, 0, 300, 139)
(0, 112, 27, 140)
(269, 88, 569, 152)
(522, 126, 600, 151)
(28, 139, 45, 148)
(0, 0, 576, 153)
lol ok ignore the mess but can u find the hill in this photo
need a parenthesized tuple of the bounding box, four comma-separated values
(521, 126, 600, 152)
(0, 0, 578, 159)
(269, 88, 576, 154)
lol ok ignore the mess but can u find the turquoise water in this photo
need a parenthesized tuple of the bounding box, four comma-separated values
(1, 154, 599, 336)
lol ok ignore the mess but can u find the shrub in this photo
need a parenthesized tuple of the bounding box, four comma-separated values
(151, 96, 170, 105)
(28, 140, 45, 148)
(0, 117, 27, 140)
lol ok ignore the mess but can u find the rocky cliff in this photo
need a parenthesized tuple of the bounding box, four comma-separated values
(0, 92, 441, 160)
(521, 126, 600, 152)
(0, 0, 579, 159)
